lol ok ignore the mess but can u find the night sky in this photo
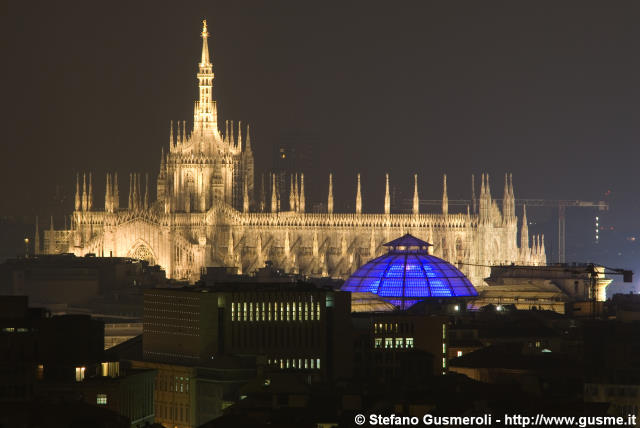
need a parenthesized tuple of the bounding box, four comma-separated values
(2, 1, 639, 285)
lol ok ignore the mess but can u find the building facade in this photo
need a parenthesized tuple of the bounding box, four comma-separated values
(41, 20, 546, 285)
(142, 284, 352, 381)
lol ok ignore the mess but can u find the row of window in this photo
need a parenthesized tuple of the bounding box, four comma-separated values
(374, 337, 415, 349)
(143, 315, 199, 323)
(231, 324, 321, 349)
(145, 295, 200, 302)
(267, 357, 321, 370)
(144, 329, 199, 337)
(442, 326, 447, 374)
(373, 322, 415, 335)
(143, 350, 199, 361)
(157, 376, 191, 393)
(231, 301, 321, 322)
(1, 327, 30, 333)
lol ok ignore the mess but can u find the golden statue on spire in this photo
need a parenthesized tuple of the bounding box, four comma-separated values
(202, 19, 209, 38)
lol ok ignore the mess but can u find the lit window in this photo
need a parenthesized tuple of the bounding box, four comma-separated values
(231, 302, 235, 321)
(442, 357, 446, 369)
(316, 358, 320, 369)
(316, 302, 321, 321)
(442, 324, 446, 339)
(243, 302, 247, 321)
(304, 302, 309, 320)
(2, 327, 15, 333)
(406, 338, 414, 348)
(457, 351, 463, 357)
(268, 302, 272, 321)
(299, 358, 302, 369)
(395, 338, 403, 348)
(249, 302, 253, 321)
(75, 367, 86, 382)
(375, 338, 382, 348)
(96, 393, 107, 405)
(311, 359, 315, 369)
(385, 338, 393, 348)
(292, 302, 296, 320)
(305, 359, 309, 369)
(286, 359, 290, 369)
(286, 303, 290, 321)
(36, 364, 44, 380)
(442, 343, 446, 354)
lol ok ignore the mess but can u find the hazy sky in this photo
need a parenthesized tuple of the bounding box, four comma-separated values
(2, 1, 639, 272)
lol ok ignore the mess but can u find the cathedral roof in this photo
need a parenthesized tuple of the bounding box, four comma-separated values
(341, 234, 477, 310)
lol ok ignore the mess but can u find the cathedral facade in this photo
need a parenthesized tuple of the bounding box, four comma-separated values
(42, 21, 546, 286)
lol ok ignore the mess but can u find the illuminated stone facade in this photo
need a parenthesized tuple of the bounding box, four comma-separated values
(42, 21, 546, 285)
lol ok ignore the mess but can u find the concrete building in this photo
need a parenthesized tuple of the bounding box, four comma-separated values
(475, 264, 613, 313)
(142, 283, 352, 381)
(0, 253, 166, 317)
(352, 313, 449, 382)
(0, 296, 156, 428)
(40, 20, 546, 287)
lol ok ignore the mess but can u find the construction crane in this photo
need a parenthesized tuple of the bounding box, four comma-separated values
(517, 200, 609, 263)
(403, 199, 609, 263)
(566, 264, 633, 318)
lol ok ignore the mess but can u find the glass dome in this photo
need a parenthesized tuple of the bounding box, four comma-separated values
(341, 234, 477, 310)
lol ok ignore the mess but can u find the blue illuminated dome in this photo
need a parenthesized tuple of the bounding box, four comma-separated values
(341, 234, 477, 310)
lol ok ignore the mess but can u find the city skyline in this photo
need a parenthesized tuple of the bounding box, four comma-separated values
(2, 1, 639, 286)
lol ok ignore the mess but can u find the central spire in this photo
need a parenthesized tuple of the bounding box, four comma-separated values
(201, 19, 210, 65)
(194, 19, 218, 139)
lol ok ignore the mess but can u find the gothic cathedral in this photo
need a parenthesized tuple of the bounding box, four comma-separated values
(42, 21, 546, 286)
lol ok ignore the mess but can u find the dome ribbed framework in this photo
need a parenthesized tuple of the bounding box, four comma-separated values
(341, 234, 477, 309)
